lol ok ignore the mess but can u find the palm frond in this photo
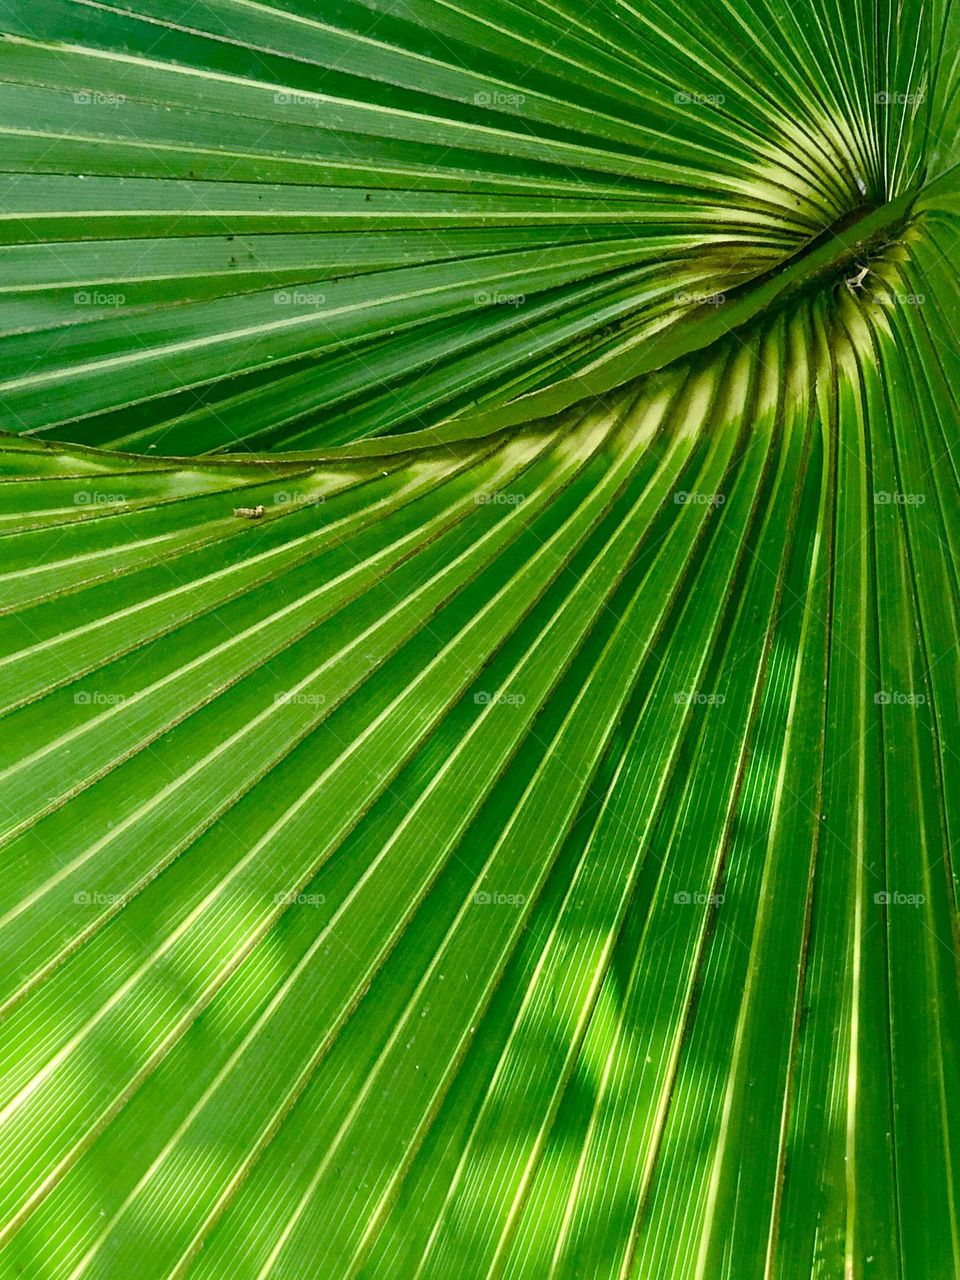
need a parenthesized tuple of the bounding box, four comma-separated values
(1, 2, 959, 1277)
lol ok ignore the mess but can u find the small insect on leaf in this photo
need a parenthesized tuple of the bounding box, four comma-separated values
(233, 505, 265, 519)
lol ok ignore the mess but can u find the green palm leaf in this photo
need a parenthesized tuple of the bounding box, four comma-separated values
(1, 1, 958, 1277)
